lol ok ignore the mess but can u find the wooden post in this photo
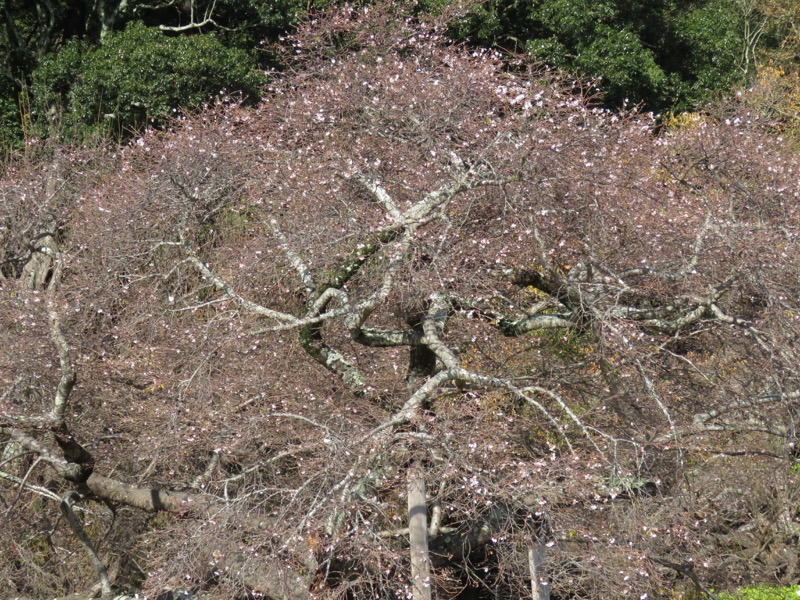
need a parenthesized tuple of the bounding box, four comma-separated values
(408, 460, 432, 600)
(528, 542, 550, 600)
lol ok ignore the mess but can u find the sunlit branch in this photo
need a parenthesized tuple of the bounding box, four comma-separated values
(498, 313, 573, 336)
(190, 449, 221, 490)
(6, 428, 86, 481)
(693, 390, 800, 426)
(377, 524, 459, 539)
(299, 324, 368, 394)
(156, 0, 224, 32)
(47, 307, 74, 427)
(307, 286, 350, 317)
(529, 214, 553, 272)
(181, 250, 300, 324)
(456, 295, 573, 335)
(346, 230, 415, 330)
(265, 412, 337, 440)
(633, 303, 709, 332)
(0, 469, 61, 502)
(325, 229, 399, 291)
(355, 174, 403, 222)
(373, 369, 459, 433)
(353, 326, 423, 346)
(302, 459, 361, 528)
(650, 390, 800, 444)
(251, 304, 354, 332)
(420, 293, 459, 369)
(300, 289, 366, 395)
(269, 217, 317, 297)
(370, 365, 580, 452)
(707, 302, 776, 355)
(405, 173, 496, 224)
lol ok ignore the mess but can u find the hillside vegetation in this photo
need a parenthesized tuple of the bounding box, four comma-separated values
(2, 4, 800, 600)
(1, 0, 800, 145)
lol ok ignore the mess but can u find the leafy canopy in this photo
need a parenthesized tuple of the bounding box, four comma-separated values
(30, 22, 265, 138)
(449, 0, 744, 111)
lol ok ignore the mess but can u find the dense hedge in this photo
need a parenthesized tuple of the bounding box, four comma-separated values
(448, 0, 744, 111)
(1, 0, 798, 146)
(30, 22, 264, 139)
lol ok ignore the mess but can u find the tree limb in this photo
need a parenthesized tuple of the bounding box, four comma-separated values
(60, 491, 113, 599)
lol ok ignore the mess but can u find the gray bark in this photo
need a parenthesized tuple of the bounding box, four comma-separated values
(528, 544, 550, 600)
(408, 460, 432, 600)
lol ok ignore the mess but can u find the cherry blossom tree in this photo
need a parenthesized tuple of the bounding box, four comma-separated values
(2, 6, 800, 599)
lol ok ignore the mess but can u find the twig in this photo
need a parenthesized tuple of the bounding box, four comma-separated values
(61, 491, 113, 599)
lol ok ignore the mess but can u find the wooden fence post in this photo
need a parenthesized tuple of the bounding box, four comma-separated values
(408, 460, 432, 600)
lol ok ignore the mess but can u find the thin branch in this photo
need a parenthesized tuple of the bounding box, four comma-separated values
(3, 456, 43, 516)
(0, 468, 61, 502)
(634, 358, 680, 448)
(157, 0, 225, 31)
(377, 524, 458, 539)
(60, 491, 113, 599)
(648, 555, 722, 600)
(190, 449, 221, 490)
(269, 217, 317, 297)
(618, 212, 714, 282)
(265, 412, 337, 440)
(181, 250, 300, 324)
(692, 390, 800, 426)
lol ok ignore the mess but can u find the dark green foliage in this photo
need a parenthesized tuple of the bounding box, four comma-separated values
(206, 0, 311, 61)
(448, 0, 745, 111)
(0, 0, 793, 147)
(673, 0, 744, 94)
(29, 39, 86, 127)
(136, 0, 352, 67)
(1, 0, 286, 144)
(571, 25, 669, 107)
(31, 22, 264, 138)
(0, 80, 24, 148)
